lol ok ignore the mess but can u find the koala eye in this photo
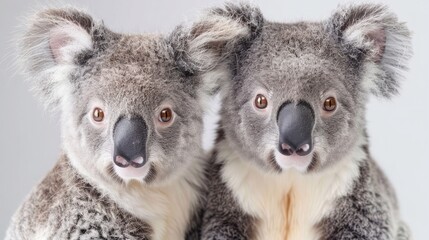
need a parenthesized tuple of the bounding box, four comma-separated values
(255, 94, 268, 109)
(323, 97, 337, 112)
(159, 108, 173, 123)
(92, 108, 105, 122)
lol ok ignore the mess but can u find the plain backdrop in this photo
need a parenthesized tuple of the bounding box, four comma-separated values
(0, 0, 428, 238)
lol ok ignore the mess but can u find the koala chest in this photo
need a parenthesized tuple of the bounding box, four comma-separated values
(221, 155, 361, 240)
(248, 185, 337, 240)
(113, 179, 201, 240)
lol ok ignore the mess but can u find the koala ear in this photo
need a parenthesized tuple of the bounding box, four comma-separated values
(19, 8, 104, 109)
(168, 3, 263, 76)
(327, 4, 412, 98)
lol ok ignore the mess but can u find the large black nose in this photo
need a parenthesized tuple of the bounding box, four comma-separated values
(113, 116, 147, 168)
(277, 101, 315, 156)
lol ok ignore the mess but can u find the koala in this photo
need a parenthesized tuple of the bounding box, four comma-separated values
(200, 3, 412, 240)
(6, 7, 248, 240)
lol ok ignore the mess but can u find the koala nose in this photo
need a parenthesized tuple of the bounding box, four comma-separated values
(277, 101, 315, 156)
(113, 116, 147, 168)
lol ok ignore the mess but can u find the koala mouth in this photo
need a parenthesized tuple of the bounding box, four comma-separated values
(274, 150, 315, 172)
(113, 158, 152, 180)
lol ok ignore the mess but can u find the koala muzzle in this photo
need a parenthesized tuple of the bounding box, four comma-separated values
(113, 116, 148, 168)
(277, 101, 315, 156)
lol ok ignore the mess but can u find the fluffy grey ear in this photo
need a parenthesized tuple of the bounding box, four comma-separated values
(19, 8, 107, 109)
(168, 2, 263, 76)
(327, 4, 412, 98)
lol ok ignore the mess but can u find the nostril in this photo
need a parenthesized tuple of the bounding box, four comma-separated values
(129, 156, 145, 168)
(296, 143, 312, 156)
(300, 144, 310, 152)
(131, 156, 144, 164)
(279, 142, 312, 157)
(280, 143, 295, 156)
(114, 155, 130, 168)
(281, 143, 293, 151)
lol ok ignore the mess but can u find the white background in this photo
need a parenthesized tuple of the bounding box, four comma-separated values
(0, 0, 428, 238)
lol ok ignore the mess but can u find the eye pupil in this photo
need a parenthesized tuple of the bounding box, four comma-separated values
(92, 108, 104, 122)
(159, 108, 172, 122)
(323, 97, 337, 112)
(255, 94, 268, 109)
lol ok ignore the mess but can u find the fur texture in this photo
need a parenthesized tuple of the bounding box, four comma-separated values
(7, 156, 152, 239)
(200, 3, 412, 240)
(6, 7, 247, 240)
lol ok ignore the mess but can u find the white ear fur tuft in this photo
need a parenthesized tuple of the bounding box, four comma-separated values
(49, 24, 92, 64)
(328, 4, 412, 98)
(186, 15, 250, 72)
(18, 8, 97, 110)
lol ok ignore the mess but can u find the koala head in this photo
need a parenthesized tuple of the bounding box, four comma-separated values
(213, 3, 411, 173)
(19, 7, 248, 185)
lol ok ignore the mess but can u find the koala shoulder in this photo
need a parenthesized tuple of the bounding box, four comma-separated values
(317, 157, 407, 239)
(6, 156, 151, 239)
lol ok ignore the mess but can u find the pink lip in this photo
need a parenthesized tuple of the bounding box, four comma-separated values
(274, 151, 313, 172)
(114, 162, 151, 180)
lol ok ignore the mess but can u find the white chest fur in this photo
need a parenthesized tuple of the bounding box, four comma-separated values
(219, 143, 365, 240)
(69, 151, 203, 240)
(114, 175, 202, 240)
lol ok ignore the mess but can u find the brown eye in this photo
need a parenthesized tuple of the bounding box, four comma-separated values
(159, 108, 173, 123)
(323, 97, 337, 112)
(92, 108, 105, 122)
(255, 94, 268, 109)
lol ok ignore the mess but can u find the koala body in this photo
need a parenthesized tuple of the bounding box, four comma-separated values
(201, 3, 412, 240)
(6, 7, 243, 240)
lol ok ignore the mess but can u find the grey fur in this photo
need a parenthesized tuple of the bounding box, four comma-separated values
(7, 7, 244, 239)
(202, 149, 256, 240)
(200, 3, 412, 240)
(317, 149, 411, 240)
(7, 156, 152, 239)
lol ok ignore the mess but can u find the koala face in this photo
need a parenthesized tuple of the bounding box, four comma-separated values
(224, 26, 361, 173)
(217, 4, 411, 173)
(68, 35, 204, 184)
(20, 8, 248, 185)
